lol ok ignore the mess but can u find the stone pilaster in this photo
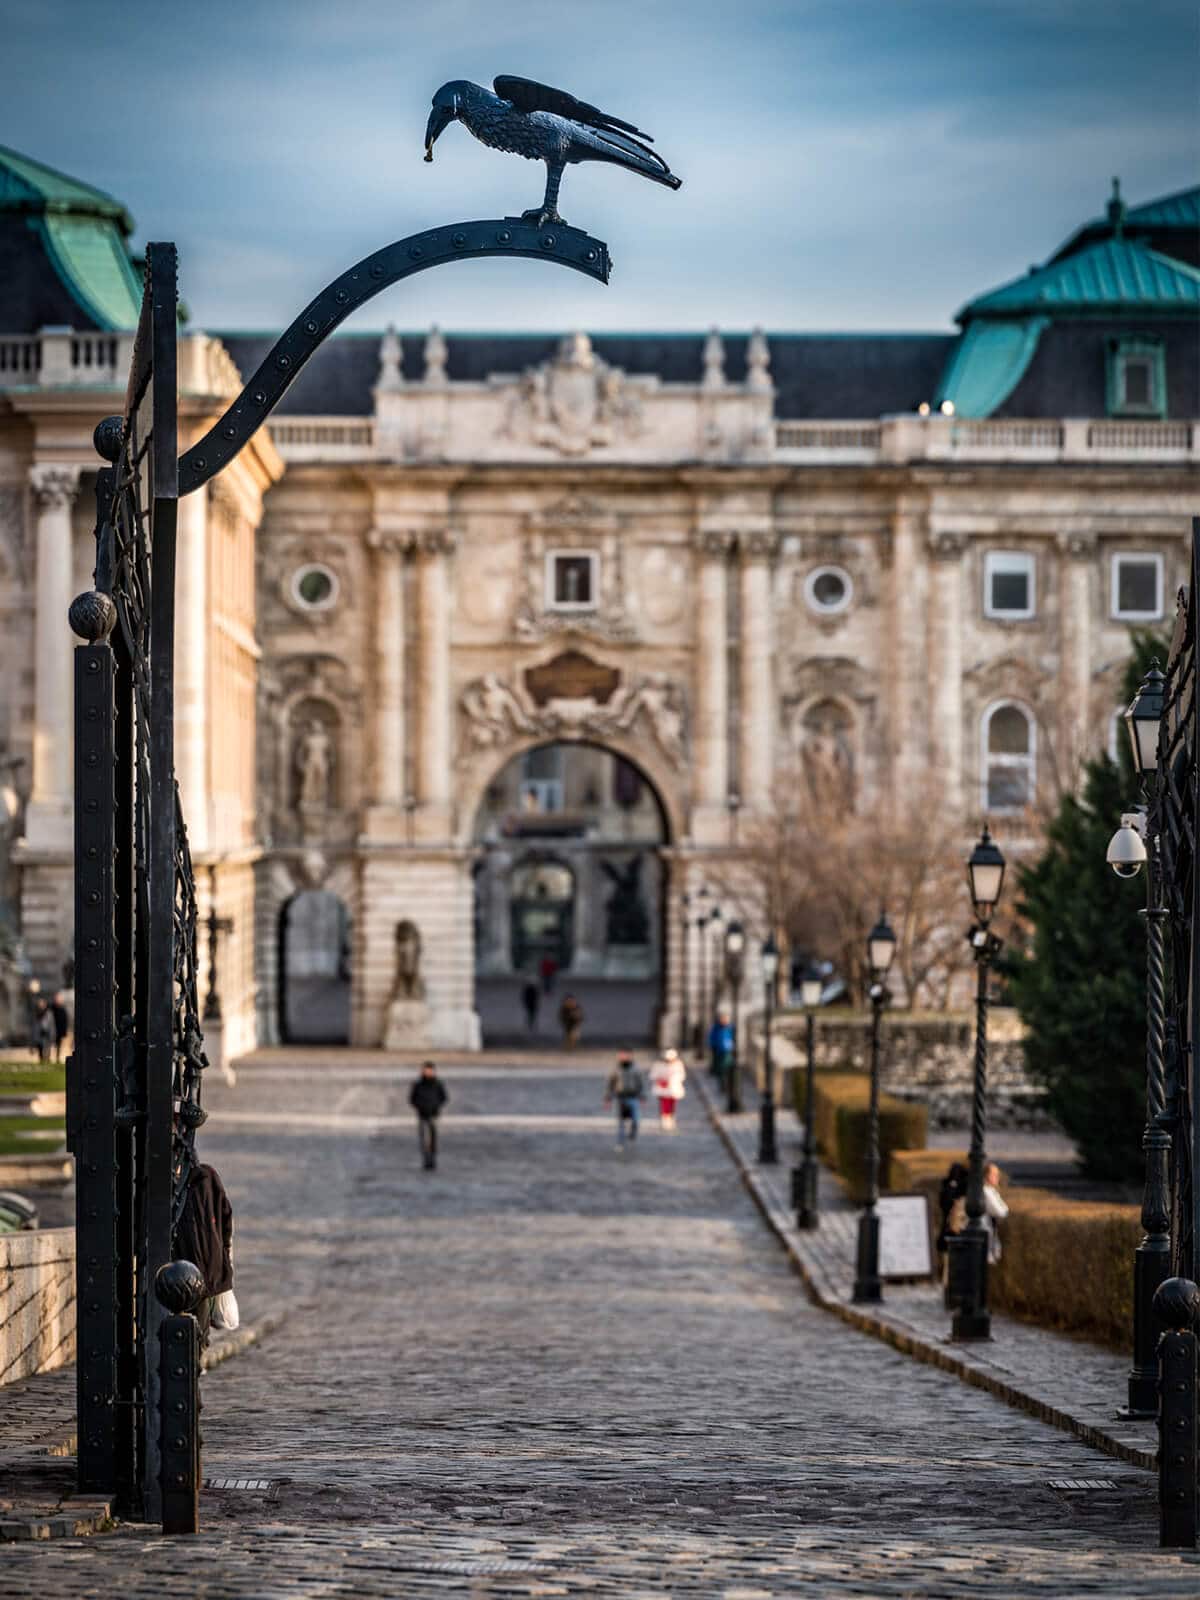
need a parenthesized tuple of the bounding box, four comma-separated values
(888, 500, 928, 808)
(928, 532, 965, 815)
(1058, 533, 1094, 787)
(693, 530, 732, 832)
(174, 486, 208, 851)
(414, 530, 455, 827)
(366, 530, 410, 819)
(26, 465, 80, 850)
(737, 532, 776, 812)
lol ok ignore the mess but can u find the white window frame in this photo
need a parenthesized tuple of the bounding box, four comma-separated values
(545, 549, 599, 612)
(803, 564, 853, 617)
(1110, 551, 1164, 622)
(981, 700, 1037, 814)
(519, 779, 564, 813)
(983, 551, 1036, 621)
(290, 562, 339, 612)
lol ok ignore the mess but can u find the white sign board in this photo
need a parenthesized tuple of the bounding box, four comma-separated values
(877, 1194, 933, 1280)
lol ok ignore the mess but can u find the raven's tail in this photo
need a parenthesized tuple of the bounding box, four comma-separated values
(575, 125, 683, 190)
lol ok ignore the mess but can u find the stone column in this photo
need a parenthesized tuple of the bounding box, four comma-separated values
(27, 465, 81, 847)
(693, 531, 731, 816)
(928, 532, 965, 816)
(1058, 534, 1094, 787)
(415, 530, 455, 814)
(888, 500, 928, 808)
(174, 485, 209, 851)
(367, 530, 409, 810)
(738, 532, 776, 812)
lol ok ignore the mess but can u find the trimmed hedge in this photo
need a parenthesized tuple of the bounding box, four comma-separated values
(889, 1147, 1139, 1350)
(795, 1070, 927, 1204)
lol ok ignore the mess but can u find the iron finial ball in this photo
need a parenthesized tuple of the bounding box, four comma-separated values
(1153, 1276, 1200, 1332)
(155, 1259, 208, 1315)
(93, 416, 124, 463)
(68, 589, 117, 643)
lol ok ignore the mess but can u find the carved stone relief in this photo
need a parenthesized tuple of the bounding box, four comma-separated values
(500, 332, 647, 457)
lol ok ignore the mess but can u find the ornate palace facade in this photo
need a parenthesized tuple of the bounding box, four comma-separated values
(1, 146, 1197, 1048)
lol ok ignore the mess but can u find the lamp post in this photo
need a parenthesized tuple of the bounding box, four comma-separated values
(758, 933, 780, 1163)
(692, 885, 710, 1053)
(678, 890, 691, 1052)
(1107, 659, 1170, 1415)
(724, 918, 745, 1113)
(202, 865, 236, 1025)
(947, 826, 1006, 1340)
(793, 962, 824, 1229)
(853, 912, 895, 1303)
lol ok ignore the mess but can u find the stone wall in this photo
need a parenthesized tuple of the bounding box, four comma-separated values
(0, 1226, 74, 1385)
(774, 1007, 1048, 1128)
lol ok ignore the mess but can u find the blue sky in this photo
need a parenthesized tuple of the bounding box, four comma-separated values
(3, 0, 1196, 332)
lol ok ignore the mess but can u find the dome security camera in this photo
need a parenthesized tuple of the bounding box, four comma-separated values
(1107, 821, 1147, 879)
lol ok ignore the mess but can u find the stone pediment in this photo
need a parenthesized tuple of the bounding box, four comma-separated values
(500, 332, 645, 457)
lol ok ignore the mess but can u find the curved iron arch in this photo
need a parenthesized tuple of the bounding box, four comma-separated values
(180, 218, 611, 495)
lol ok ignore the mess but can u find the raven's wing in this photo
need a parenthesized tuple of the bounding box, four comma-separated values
(494, 75, 654, 142)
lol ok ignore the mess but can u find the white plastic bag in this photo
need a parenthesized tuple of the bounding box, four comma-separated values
(211, 1288, 240, 1331)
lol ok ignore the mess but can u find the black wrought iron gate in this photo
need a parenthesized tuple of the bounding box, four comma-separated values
(67, 221, 611, 1523)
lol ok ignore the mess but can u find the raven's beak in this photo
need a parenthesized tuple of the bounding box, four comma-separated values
(424, 103, 455, 163)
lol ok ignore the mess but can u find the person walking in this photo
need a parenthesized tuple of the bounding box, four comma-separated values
(50, 991, 70, 1064)
(409, 1060, 448, 1171)
(539, 953, 558, 994)
(936, 1160, 969, 1292)
(33, 998, 53, 1064)
(605, 1049, 646, 1149)
(708, 1009, 734, 1089)
(651, 1046, 687, 1131)
(521, 978, 541, 1033)
(559, 992, 584, 1050)
(981, 1161, 1010, 1264)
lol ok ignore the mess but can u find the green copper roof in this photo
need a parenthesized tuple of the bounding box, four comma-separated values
(934, 317, 1048, 418)
(0, 144, 133, 233)
(959, 238, 1200, 320)
(0, 145, 140, 330)
(1126, 185, 1200, 230)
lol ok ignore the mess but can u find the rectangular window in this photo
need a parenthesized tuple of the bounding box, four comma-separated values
(1111, 553, 1163, 621)
(983, 551, 1036, 620)
(1106, 338, 1166, 418)
(546, 550, 597, 611)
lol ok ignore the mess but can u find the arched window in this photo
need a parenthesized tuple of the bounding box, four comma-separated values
(982, 702, 1036, 812)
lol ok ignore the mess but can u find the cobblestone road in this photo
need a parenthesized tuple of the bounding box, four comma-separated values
(6, 1052, 1198, 1597)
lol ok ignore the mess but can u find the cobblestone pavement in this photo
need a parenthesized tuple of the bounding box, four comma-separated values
(4, 1051, 1198, 1597)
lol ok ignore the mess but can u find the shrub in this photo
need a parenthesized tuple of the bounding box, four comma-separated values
(796, 1070, 927, 1203)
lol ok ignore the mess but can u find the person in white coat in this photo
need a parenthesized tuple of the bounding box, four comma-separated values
(651, 1047, 687, 1131)
(982, 1162, 1010, 1263)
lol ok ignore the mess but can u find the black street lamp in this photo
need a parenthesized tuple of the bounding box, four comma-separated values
(692, 885, 710, 1054)
(724, 918, 745, 1113)
(1108, 659, 1171, 1416)
(793, 962, 824, 1228)
(758, 933, 780, 1163)
(678, 890, 691, 1052)
(948, 826, 1006, 1340)
(708, 904, 725, 1074)
(202, 865, 236, 1025)
(853, 912, 895, 1303)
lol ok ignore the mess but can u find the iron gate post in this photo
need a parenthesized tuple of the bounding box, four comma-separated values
(1154, 1276, 1199, 1549)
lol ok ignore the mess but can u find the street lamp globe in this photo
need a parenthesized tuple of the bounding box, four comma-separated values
(967, 826, 1006, 926)
(866, 913, 896, 983)
(1107, 820, 1148, 879)
(761, 933, 779, 986)
(1124, 660, 1165, 782)
(725, 919, 745, 959)
(801, 963, 823, 1010)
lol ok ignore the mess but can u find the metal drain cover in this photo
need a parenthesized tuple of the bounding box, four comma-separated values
(1047, 1478, 1118, 1491)
(205, 1478, 274, 1492)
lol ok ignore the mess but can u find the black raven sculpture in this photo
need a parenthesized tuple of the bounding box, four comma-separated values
(424, 75, 681, 227)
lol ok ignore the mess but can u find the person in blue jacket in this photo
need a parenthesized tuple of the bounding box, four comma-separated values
(708, 1009, 734, 1087)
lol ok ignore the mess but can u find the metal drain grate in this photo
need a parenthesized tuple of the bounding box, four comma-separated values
(350, 1561, 551, 1577)
(205, 1478, 274, 1492)
(1046, 1478, 1118, 1492)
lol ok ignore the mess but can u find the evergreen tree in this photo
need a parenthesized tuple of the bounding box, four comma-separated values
(1007, 632, 1168, 1179)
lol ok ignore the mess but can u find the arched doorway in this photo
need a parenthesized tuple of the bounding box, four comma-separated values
(279, 889, 352, 1044)
(473, 742, 668, 1046)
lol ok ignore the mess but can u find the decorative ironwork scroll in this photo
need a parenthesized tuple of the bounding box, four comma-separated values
(1156, 517, 1200, 1285)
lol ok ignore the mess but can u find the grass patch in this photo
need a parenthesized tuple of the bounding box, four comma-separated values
(0, 1064, 66, 1095)
(0, 1115, 66, 1157)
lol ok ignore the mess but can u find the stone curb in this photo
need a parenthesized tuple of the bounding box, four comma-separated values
(694, 1071, 1158, 1475)
(0, 1311, 282, 1539)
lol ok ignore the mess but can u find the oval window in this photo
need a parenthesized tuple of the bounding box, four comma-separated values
(804, 565, 852, 615)
(292, 565, 338, 611)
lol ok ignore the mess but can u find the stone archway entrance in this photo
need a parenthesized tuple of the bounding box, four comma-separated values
(472, 741, 669, 1046)
(279, 889, 352, 1044)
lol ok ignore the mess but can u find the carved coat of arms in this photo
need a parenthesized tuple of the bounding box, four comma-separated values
(503, 332, 644, 457)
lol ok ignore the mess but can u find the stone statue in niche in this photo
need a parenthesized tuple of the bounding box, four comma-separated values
(0, 756, 23, 921)
(601, 856, 650, 946)
(800, 701, 854, 812)
(295, 718, 333, 813)
(392, 919, 424, 1000)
